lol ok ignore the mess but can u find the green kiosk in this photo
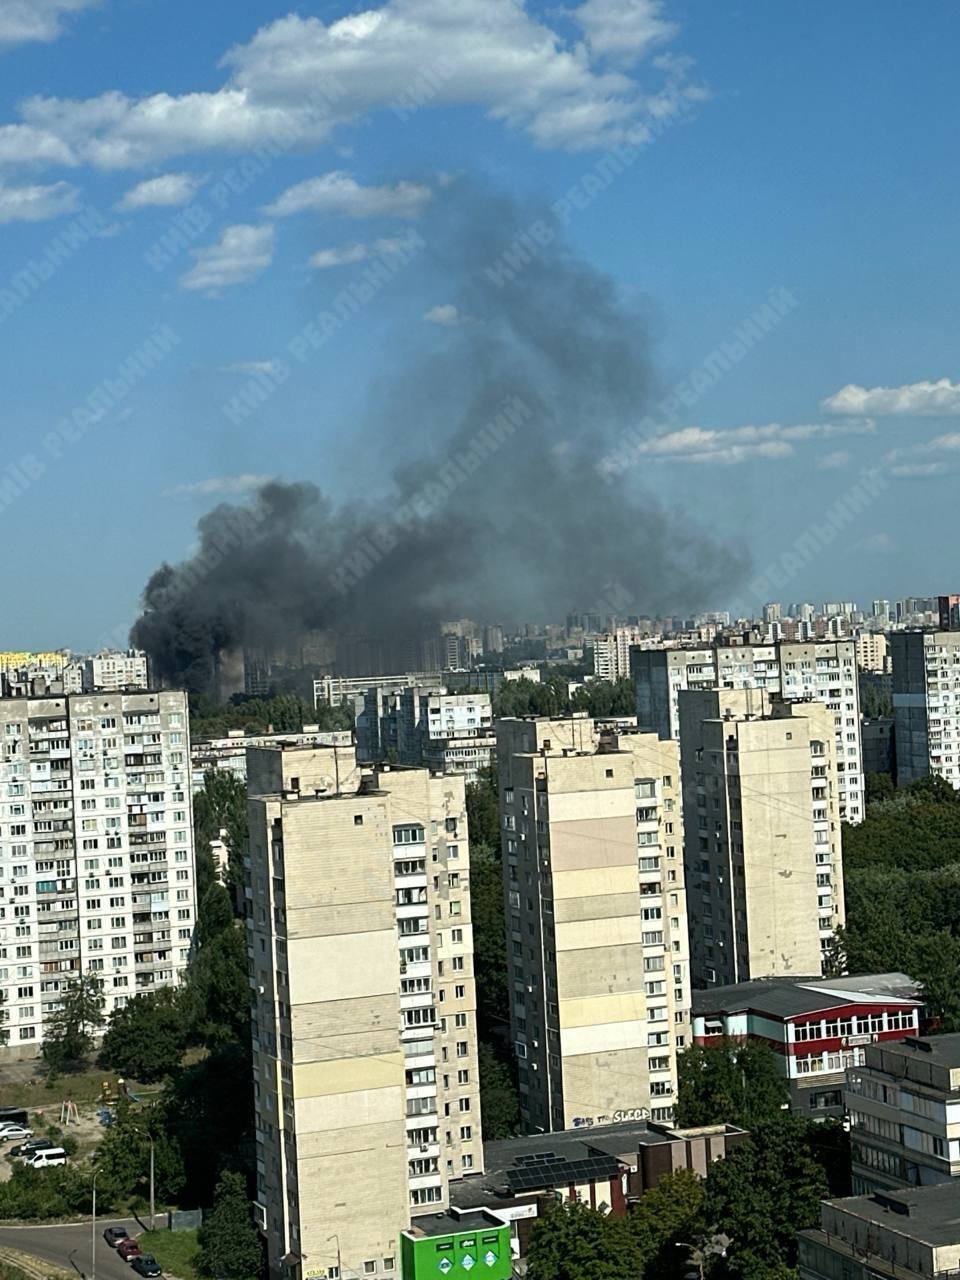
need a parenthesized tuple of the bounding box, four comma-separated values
(400, 1209, 513, 1280)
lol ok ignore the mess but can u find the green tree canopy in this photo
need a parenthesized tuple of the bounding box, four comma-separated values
(704, 1117, 827, 1280)
(675, 1039, 789, 1130)
(196, 1170, 265, 1280)
(98, 989, 187, 1083)
(526, 1199, 642, 1280)
(478, 1041, 519, 1141)
(42, 971, 105, 1073)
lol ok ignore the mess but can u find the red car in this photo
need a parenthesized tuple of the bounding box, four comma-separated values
(118, 1240, 142, 1261)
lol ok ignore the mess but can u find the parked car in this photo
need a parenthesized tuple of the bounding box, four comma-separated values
(117, 1241, 142, 1261)
(24, 1148, 66, 1168)
(104, 1227, 130, 1247)
(10, 1139, 54, 1158)
(131, 1256, 162, 1277)
(0, 1126, 33, 1142)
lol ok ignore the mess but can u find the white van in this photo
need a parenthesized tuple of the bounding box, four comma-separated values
(26, 1148, 66, 1168)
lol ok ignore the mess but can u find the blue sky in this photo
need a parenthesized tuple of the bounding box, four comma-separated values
(2, 0, 959, 647)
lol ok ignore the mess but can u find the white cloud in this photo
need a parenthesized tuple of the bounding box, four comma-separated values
(822, 378, 960, 417)
(0, 179, 78, 223)
(180, 223, 275, 295)
(163, 473, 272, 499)
(884, 430, 960, 478)
(423, 304, 461, 326)
(573, 0, 677, 66)
(308, 236, 415, 269)
(853, 532, 897, 556)
(0, 0, 700, 169)
(118, 172, 204, 210)
(0, 0, 100, 48)
(631, 419, 874, 466)
(266, 172, 432, 219)
(221, 360, 281, 376)
(817, 451, 851, 470)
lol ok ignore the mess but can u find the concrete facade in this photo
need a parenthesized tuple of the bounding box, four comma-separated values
(496, 716, 690, 1134)
(679, 689, 844, 988)
(248, 746, 482, 1280)
(846, 1034, 960, 1194)
(892, 631, 960, 788)
(632, 639, 864, 824)
(0, 690, 196, 1057)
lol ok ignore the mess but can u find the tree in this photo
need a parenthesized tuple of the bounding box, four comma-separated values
(704, 1116, 827, 1280)
(193, 767, 249, 898)
(98, 989, 187, 1082)
(526, 1199, 642, 1280)
(466, 766, 500, 850)
(196, 1170, 264, 1280)
(675, 1040, 789, 1130)
(42, 971, 105, 1072)
(95, 1097, 185, 1206)
(628, 1168, 707, 1278)
(181, 924, 250, 1047)
(479, 1041, 519, 1140)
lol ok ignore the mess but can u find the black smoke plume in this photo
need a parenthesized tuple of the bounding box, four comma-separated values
(133, 184, 750, 693)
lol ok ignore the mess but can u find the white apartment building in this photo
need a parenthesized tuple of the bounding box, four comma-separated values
(84, 650, 149, 692)
(247, 745, 482, 1280)
(632, 640, 864, 823)
(855, 632, 889, 674)
(496, 716, 690, 1134)
(678, 689, 844, 988)
(593, 628, 644, 682)
(892, 631, 960, 788)
(0, 691, 195, 1057)
(190, 727, 354, 791)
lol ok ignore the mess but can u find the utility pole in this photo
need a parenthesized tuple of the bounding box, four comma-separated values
(148, 1134, 155, 1230)
(92, 1169, 100, 1280)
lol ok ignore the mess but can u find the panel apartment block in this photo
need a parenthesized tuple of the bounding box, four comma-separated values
(496, 716, 690, 1134)
(248, 746, 482, 1280)
(632, 640, 864, 823)
(679, 689, 843, 989)
(0, 690, 195, 1057)
(892, 630, 960, 788)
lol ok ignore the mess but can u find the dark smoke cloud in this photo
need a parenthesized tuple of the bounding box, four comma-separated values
(133, 183, 750, 691)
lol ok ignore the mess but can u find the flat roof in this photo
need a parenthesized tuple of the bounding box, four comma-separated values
(406, 1210, 504, 1239)
(449, 1120, 745, 1211)
(874, 1033, 960, 1070)
(693, 973, 920, 1021)
(824, 1183, 960, 1245)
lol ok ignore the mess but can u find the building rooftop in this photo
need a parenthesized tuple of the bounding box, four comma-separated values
(449, 1120, 744, 1210)
(871, 1033, 960, 1070)
(823, 1183, 960, 1246)
(693, 973, 920, 1021)
(405, 1209, 505, 1239)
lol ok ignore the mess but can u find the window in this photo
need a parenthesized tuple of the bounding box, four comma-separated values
(460, 1126, 472, 1140)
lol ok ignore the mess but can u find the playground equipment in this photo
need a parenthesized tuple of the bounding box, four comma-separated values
(59, 1099, 79, 1126)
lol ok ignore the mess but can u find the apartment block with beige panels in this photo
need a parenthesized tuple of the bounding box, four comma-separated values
(496, 715, 691, 1135)
(678, 688, 844, 990)
(247, 743, 482, 1280)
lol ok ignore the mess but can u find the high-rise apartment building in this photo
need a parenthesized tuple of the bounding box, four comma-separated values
(247, 744, 482, 1280)
(592, 628, 644, 682)
(0, 690, 195, 1057)
(892, 631, 960, 788)
(82, 649, 149, 692)
(632, 639, 864, 823)
(678, 689, 844, 988)
(358, 688, 495, 782)
(496, 716, 690, 1134)
(855, 632, 888, 674)
(939, 595, 960, 631)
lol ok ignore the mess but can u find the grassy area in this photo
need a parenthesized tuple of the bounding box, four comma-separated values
(0, 1064, 160, 1112)
(137, 1230, 201, 1280)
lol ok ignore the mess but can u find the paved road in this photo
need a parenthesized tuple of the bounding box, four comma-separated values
(0, 1216, 145, 1280)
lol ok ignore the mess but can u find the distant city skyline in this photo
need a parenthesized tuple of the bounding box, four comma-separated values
(3, 2, 960, 646)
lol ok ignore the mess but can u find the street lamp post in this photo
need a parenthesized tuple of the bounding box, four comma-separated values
(92, 1169, 101, 1280)
(327, 1234, 343, 1278)
(132, 1126, 156, 1229)
(675, 1240, 704, 1280)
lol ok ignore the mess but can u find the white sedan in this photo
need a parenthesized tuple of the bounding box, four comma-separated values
(0, 1126, 33, 1142)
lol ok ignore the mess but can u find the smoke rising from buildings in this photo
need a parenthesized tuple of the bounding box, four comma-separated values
(133, 184, 750, 692)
